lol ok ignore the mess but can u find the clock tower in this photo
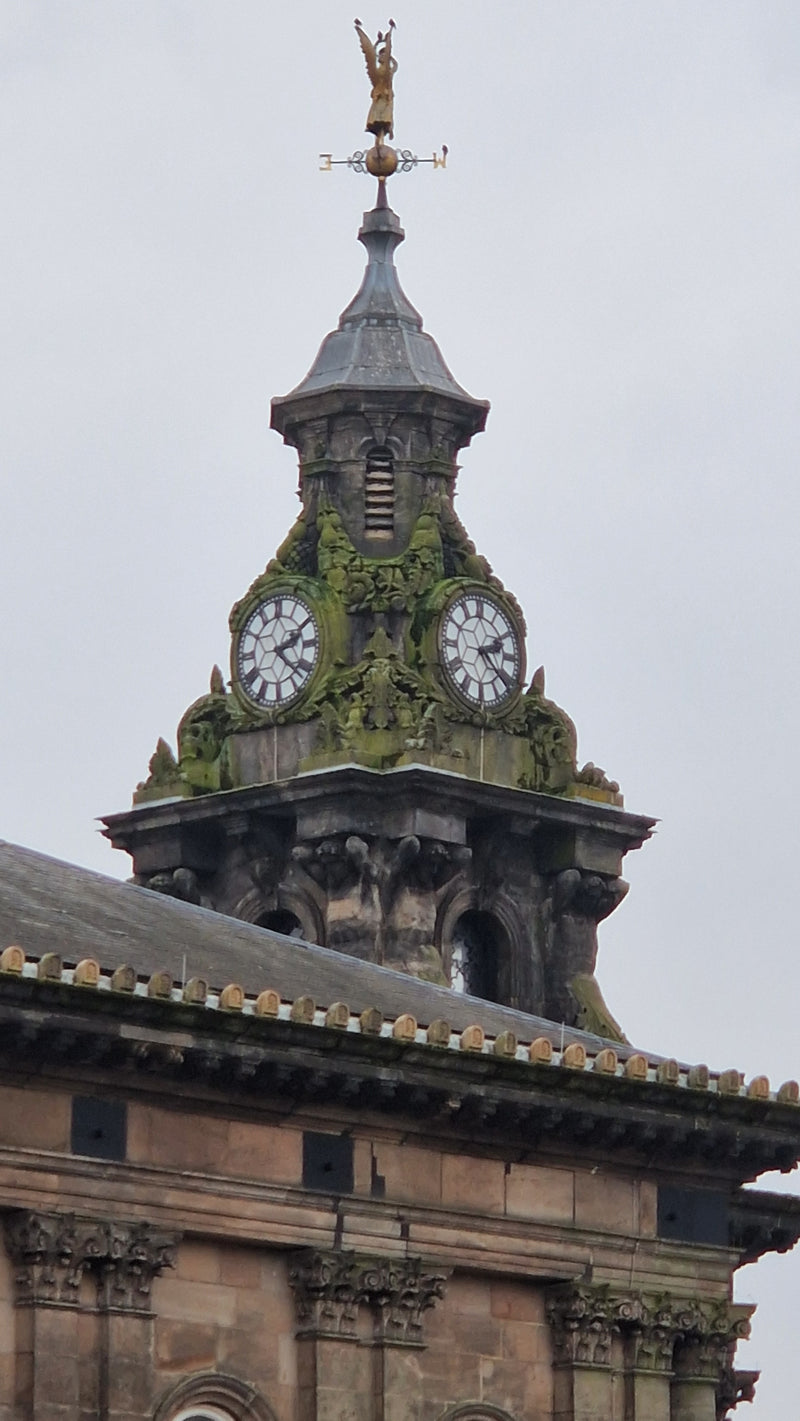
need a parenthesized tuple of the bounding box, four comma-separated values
(103, 159, 654, 1038)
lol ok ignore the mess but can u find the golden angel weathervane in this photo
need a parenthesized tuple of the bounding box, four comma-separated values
(355, 18, 397, 144)
(319, 20, 447, 185)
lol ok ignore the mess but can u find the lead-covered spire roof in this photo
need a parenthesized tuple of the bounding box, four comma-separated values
(271, 190, 488, 438)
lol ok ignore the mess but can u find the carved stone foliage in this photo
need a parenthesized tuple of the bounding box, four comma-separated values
(317, 625, 451, 749)
(134, 666, 235, 804)
(546, 1284, 753, 1384)
(315, 497, 447, 613)
(2, 1211, 179, 1313)
(288, 1249, 448, 1346)
(546, 1284, 614, 1368)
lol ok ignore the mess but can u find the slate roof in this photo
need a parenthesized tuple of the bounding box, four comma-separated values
(0, 839, 620, 1054)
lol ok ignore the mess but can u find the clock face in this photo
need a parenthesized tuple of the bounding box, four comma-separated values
(439, 592, 522, 709)
(235, 594, 319, 709)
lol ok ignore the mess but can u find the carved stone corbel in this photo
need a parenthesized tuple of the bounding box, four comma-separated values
(544, 869, 629, 1027)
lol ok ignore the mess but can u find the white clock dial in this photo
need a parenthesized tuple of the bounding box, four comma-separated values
(439, 592, 522, 709)
(236, 594, 319, 708)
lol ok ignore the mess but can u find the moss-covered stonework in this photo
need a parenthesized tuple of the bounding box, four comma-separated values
(135, 495, 620, 807)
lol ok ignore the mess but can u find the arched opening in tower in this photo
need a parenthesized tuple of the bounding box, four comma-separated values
(256, 908, 303, 939)
(449, 910, 507, 1002)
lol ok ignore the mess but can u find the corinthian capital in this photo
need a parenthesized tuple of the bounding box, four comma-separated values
(288, 1249, 448, 1346)
(545, 1283, 613, 1367)
(546, 1283, 753, 1382)
(2, 1210, 179, 1312)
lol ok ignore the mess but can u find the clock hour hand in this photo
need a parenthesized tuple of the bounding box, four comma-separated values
(478, 637, 504, 659)
(275, 629, 302, 663)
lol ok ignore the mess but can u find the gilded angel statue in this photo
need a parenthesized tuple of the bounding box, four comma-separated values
(354, 18, 397, 142)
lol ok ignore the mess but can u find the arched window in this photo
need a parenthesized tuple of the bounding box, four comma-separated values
(155, 1373, 276, 1421)
(173, 1411, 233, 1421)
(450, 909, 508, 1002)
(364, 445, 394, 538)
(438, 1405, 518, 1421)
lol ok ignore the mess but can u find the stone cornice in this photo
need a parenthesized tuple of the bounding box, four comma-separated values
(102, 762, 656, 851)
(0, 963, 797, 1176)
(729, 1187, 800, 1263)
(2, 1209, 179, 1312)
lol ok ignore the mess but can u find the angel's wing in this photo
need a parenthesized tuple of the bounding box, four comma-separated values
(354, 21, 379, 84)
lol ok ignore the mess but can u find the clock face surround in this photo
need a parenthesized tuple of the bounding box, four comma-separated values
(235, 593, 319, 709)
(439, 591, 522, 710)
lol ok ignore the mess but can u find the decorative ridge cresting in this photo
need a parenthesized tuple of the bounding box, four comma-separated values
(0, 943, 796, 1111)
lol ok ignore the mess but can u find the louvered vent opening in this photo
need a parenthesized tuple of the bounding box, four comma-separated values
(365, 447, 395, 539)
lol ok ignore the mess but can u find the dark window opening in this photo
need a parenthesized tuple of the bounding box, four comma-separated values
(365, 446, 394, 538)
(450, 910, 506, 1003)
(657, 1186, 728, 1246)
(71, 1096, 127, 1162)
(256, 908, 302, 938)
(303, 1131, 354, 1194)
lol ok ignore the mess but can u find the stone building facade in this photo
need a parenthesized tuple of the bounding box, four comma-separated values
(0, 843, 799, 1421)
(1, 70, 799, 1421)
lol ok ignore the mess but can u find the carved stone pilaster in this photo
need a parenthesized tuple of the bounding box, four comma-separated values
(2, 1210, 179, 1313)
(288, 1249, 448, 1347)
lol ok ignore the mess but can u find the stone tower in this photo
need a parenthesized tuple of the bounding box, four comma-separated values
(102, 185, 654, 1038)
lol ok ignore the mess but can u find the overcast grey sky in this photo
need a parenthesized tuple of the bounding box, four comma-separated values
(1, 3, 799, 1410)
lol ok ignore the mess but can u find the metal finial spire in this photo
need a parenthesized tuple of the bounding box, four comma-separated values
(319, 21, 447, 193)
